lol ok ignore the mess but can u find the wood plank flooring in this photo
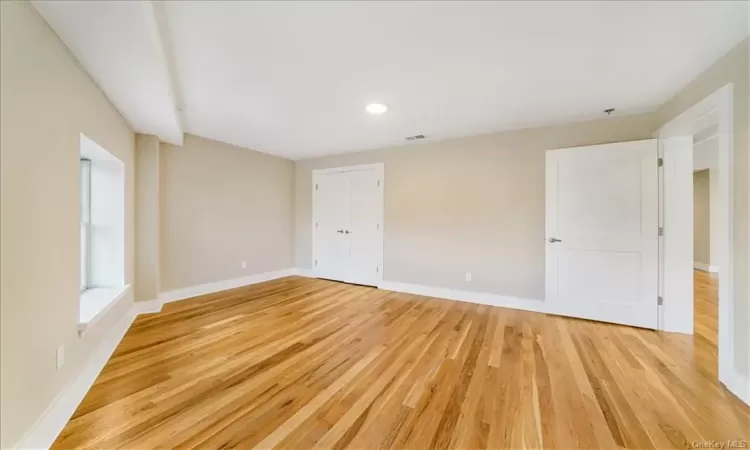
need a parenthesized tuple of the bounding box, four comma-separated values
(53, 275, 748, 449)
(693, 269, 719, 372)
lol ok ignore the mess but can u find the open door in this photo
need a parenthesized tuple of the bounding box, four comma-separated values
(545, 139, 659, 329)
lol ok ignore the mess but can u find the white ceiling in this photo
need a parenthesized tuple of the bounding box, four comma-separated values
(33, 1, 749, 159)
(32, 1, 184, 145)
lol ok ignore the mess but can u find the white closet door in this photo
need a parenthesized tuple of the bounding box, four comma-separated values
(313, 171, 351, 281)
(545, 139, 658, 329)
(313, 164, 384, 286)
(347, 169, 383, 285)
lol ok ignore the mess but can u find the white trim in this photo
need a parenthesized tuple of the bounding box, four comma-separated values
(78, 284, 131, 335)
(133, 297, 163, 314)
(16, 309, 137, 449)
(159, 268, 296, 305)
(655, 84, 735, 389)
(659, 136, 695, 335)
(378, 280, 546, 313)
(312, 163, 385, 286)
(693, 262, 720, 273)
(134, 269, 301, 315)
(134, 269, 299, 314)
(311, 163, 384, 174)
(291, 267, 315, 278)
(723, 368, 750, 406)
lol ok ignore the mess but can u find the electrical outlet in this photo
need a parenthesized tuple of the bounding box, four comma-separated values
(56, 345, 65, 370)
(241, 261, 247, 269)
(465, 273, 472, 282)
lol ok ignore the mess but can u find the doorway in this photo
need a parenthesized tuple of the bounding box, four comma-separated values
(693, 128, 720, 373)
(312, 163, 384, 286)
(656, 84, 734, 390)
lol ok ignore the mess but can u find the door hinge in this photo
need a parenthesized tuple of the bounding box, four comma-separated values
(377, 223, 379, 230)
(658, 158, 663, 167)
(315, 259, 318, 266)
(315, 184, 319, 191)
(377, 180, 380, 187)
(376, 266, 379, 273)
(657, 296, 663, 306)
(658, 227, 664, 236)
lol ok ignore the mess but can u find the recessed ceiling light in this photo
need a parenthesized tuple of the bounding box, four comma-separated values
(366, 103, 388, 114)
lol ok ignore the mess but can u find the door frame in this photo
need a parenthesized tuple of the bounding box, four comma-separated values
(311, 163, 385, 285)
(655, 84, 735, 393)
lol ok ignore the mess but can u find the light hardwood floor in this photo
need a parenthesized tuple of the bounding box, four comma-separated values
(693, 269, 719, 377)
(53, 275, 748, 449)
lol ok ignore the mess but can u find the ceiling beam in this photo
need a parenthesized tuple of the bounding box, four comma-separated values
(139, 0, 184, 145)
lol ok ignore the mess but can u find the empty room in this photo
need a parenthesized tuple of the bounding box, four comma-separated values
(1, 1, 749, 449)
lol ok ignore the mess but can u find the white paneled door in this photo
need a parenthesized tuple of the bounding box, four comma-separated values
(313, 164, 383, 286)
(545, 139, 659, 329)
(314, 171, 351, 282)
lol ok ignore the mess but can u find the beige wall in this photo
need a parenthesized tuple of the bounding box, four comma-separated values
(135, 134, 161, 301)
(295, 114, 656, 300)
(0, 2, 135, 447)
(693, 170, 711, 266)
(160, 135, 294, 291)
(655, 38, 749, 378)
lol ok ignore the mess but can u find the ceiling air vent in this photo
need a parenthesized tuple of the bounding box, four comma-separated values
(405, 134, 426, 141)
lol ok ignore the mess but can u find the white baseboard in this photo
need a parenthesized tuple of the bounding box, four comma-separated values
(159, 268, 296, 305)
(378, 280, 546, 313)
(293, 272, 545, 314)
(136, 268, 301, 314)
(723, 368, 750, 406)
(16, 309, 136, 449)
(138, 268, 305, 314)
(291, 268, 315, 278)
(694, 261, 720, 273)
(133, 297, 162, 314)
(293, 272, 546, 315)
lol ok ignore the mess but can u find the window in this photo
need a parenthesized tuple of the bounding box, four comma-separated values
(80, 158, 91, 292)
(78, 134, 128, 333)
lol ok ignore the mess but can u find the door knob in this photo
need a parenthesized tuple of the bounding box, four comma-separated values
(345, 230, 351, 234)
(548, 237, 562, 243)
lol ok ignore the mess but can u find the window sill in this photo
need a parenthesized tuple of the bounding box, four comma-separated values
(78, 284, 130, 336)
